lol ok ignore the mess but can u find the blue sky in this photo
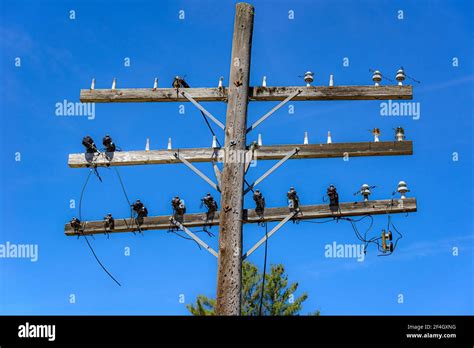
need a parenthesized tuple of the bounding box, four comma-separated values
(0, 0, 473, 315)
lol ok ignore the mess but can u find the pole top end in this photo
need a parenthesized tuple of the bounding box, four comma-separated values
(236, 2, 254, 11)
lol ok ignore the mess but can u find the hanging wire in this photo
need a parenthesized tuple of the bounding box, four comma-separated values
(175, 80, 222, 147)
(376, 191, 405, 256)
(78, 168, 121, 287)
(199, 110, 222, 147)
(301, 207, 403, 256)
(244, 179, 255, 194)
(113, 167, 131, 206)
(82, 235, 121, 286)
(167, 229, 202, 250)
(389, 218, 404, 252)
(301, 218, 336, 224)
(193, 228, 215, 237)
(112, 166, 137, 235)
(111, 165, 144, 236)
(78, 171, 93, 219)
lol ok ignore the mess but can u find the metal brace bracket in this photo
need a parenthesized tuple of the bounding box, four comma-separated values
(181, 91, 225, 130)
(242, 211, 296, 260)
(170, 218, 218, 258)
(174, 152, 221, 192)
(246, 89, 302, 133)
(244, 147, 299, 194)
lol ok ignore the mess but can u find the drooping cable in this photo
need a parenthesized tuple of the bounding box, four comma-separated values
(112, 166, 138, 235)
(113, 167, 131, 206)
(82, 234, 121, 286)
(78, 169, 121, 286)
(167, 229, 202, 250)
(111, 165, 144, 236)
(199, 110, 222, 148)
(175, 81, 222, 148)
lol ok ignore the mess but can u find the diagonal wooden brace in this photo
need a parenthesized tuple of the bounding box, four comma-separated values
(170, 218, 218, 258)
(242, 211, 296, 260)
(181, 91, 225, 130)
(174, 152, 220, 192)
(212, 161, 222, 187)
(244, 147, 299, 194)
(246, 89, 302, 133)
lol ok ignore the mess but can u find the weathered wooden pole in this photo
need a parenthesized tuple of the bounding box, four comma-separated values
(215, 2, 254, 316)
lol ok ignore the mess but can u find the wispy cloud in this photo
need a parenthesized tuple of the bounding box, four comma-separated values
(0, 25, 79, 76)
(299, 234, 474, 279)
(394, 234, 474, 260)
(416, 75, 474, 94)
(0, 26, 35, 53)
(0, 25, 79, 104)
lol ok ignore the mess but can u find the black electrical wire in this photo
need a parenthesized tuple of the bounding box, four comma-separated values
(347, 215, 386, 253)
(303, 213, 382, 253)
(199, 110, 222, 148)
(296, 191, 406, 256)
(193, 228, 215, 237)
(92, 166, 103, 182)
(87, 150, 103, 182)
(342, 214, 373, 223)
(82, 234, 121, 286)
(112, 166, 144, 236)
(378, 215, 404, 257)
(341, 215, 375, 246)
(113, 167, 131, 206)
(301, 218, 337, 224)
(389, 218, 404, 252)
(113, 166, 137, 234)
(244, 179, 255, 194)
(375, 192, 404, 256)
(78, 169, 121, 286)
(168, 230, 202, 250)
(175, 82, 222, 148)
(258, 222, 268, 316)
(167, 209, 202, 250)
(198, 202, 217, 236)
(79, 170, 93, 218)
(347, 219, 380, 252)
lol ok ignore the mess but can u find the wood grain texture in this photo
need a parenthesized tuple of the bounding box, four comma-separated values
(80, 85, 412, 103)
(68, 141, 413, 168)
(64, 198, 417, 236)
(80, 87, 227, 103)
(216, 2, 254, 316)
(249, 85, 413, 101)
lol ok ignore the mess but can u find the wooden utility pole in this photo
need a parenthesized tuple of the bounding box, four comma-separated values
(216, 2, 254, 316)
(65, 2, 418, 316)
